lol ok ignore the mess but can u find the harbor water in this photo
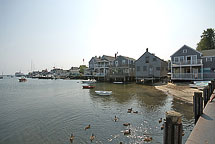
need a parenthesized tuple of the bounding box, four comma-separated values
(0, 78, 194, 143)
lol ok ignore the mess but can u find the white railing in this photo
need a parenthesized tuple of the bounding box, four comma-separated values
(172, 73, 203, 80)
(172, 59, 202, 65)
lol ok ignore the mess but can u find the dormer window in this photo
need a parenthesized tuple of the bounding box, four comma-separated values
(183, 49, 187, 53)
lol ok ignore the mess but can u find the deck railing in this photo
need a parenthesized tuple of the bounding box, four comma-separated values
(172, 59, 202, 66)
(172, 73, 203, 80)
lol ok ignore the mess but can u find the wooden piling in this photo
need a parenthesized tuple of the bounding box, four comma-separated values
(208, 83, 213, 96)
(163, 111, 183, 144)
(193, 92, 203, 124)
(203, 87, 210, 107)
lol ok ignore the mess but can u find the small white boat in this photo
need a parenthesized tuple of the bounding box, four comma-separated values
(82, 79, 96, 84)
(95, 91, 112, 96)
(113, 82, 123, 84)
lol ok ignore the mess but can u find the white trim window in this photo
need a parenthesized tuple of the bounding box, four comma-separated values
(179, 56, 184, 62)
(206, 57, 212, 62)
(122, 60, 126, 65)
(174, 57, 179, 63)
(183, 49, 187, 53)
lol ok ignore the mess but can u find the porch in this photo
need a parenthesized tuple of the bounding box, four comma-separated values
(171, 73, 203, 80)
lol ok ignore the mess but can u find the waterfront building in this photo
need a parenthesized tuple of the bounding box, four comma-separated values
(201, 49, 215, 80)
(69, 67, 80, 76)
(88, 55, 115, 81)
(135, 48, 168, 83)
(108, 55, 136, 82)
(170, 45, 215, 81)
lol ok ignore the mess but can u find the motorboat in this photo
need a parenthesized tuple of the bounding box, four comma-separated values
(95, 91, 112, 96)
(19, 77, 27, 82)
(83, 85, 95, 89)
(82, 79, 96, 84)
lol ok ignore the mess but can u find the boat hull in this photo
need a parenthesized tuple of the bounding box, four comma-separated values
(83, 86, 95, 89)
(95, 91, 112, 96)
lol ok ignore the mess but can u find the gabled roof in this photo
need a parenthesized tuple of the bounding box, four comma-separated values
(201, 49, 215, 57)
(136, 51, 166, 63)
(170, 45, 202, 57)
(117, 55, 136, 61)
(102, 55, 115, 61)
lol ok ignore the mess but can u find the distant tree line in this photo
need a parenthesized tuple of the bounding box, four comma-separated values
(197, 28, 215, 51)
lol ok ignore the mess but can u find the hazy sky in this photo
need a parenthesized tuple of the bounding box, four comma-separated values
(0, 0, 215, 74)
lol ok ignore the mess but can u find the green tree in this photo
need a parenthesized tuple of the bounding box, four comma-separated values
(197, 28, 215, 51)
(79, 65, 87, 74)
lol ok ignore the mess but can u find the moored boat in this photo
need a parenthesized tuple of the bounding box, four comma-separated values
(95, 91, 112, 96)
(19, 77, 27, 82)
(83, 85, 95, 89)
(82, 79, 96, 84)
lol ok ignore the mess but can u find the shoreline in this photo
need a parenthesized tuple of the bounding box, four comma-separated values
(155, 82, 201, 104)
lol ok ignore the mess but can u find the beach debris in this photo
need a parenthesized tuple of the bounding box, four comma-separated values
(123, 123, 130, 126)
(85, 124, 91, 130)
(90, 133, 95, 142)
(70, 133, 74, 143)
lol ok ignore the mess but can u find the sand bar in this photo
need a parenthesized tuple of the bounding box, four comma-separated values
(155, 83, 201, 104)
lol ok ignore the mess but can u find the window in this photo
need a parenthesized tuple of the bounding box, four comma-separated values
(153, 58, 156, 61)
(174, 57, 179, 63)
(206, 57, 212, 62)
(183, 49, 187, 53)
(122, 60, 126, 65)
(156, 67, 160, 71)
(115, 61, 118, 66)
(179, 56, 184, 62)
(143, 66, 147, 71)
(145, 57, 149, 63)
(137, 66, 140, 71)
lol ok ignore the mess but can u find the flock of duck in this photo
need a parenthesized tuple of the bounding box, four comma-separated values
(69, 108, 167, 143)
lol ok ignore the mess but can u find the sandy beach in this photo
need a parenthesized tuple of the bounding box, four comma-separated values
(155, 83, 201, 104)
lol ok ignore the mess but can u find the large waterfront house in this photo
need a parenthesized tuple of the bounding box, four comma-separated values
(171, 45, 215, 81)
(201, 49, 215, 80)
(135, 48, 168, 83)
(88, 55, 115, 80)
(108, 55, 136, 82)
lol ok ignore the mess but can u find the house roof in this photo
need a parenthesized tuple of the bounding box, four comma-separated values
(102, 55, 115, 61)
(170, 45, 202, 57)
(136, 51, 166, 63)
(201, 49, 215, 57)
(118, 55, 136, 61)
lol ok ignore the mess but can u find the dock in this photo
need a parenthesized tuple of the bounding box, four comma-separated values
(186, 100, 215, 144)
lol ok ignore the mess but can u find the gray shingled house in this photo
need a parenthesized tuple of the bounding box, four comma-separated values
(201, 49, 215, 80)
(108, 55, 135, 82)
(88, 55, 115, 81)
(171, 45, 215, 81)
(135, 48, 168, 83)
(171, 45, 203, 80)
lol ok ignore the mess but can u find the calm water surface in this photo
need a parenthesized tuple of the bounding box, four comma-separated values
(0, 78, 194, 144)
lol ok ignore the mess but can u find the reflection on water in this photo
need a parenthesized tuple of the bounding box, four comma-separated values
(0, 78, 194, 144)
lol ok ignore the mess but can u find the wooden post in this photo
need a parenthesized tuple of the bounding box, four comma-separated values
(163, 111, 182, 144)
(208, 83, 212, 96)
(203, 87, 208, 107)
(193, 92, 203, 124)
